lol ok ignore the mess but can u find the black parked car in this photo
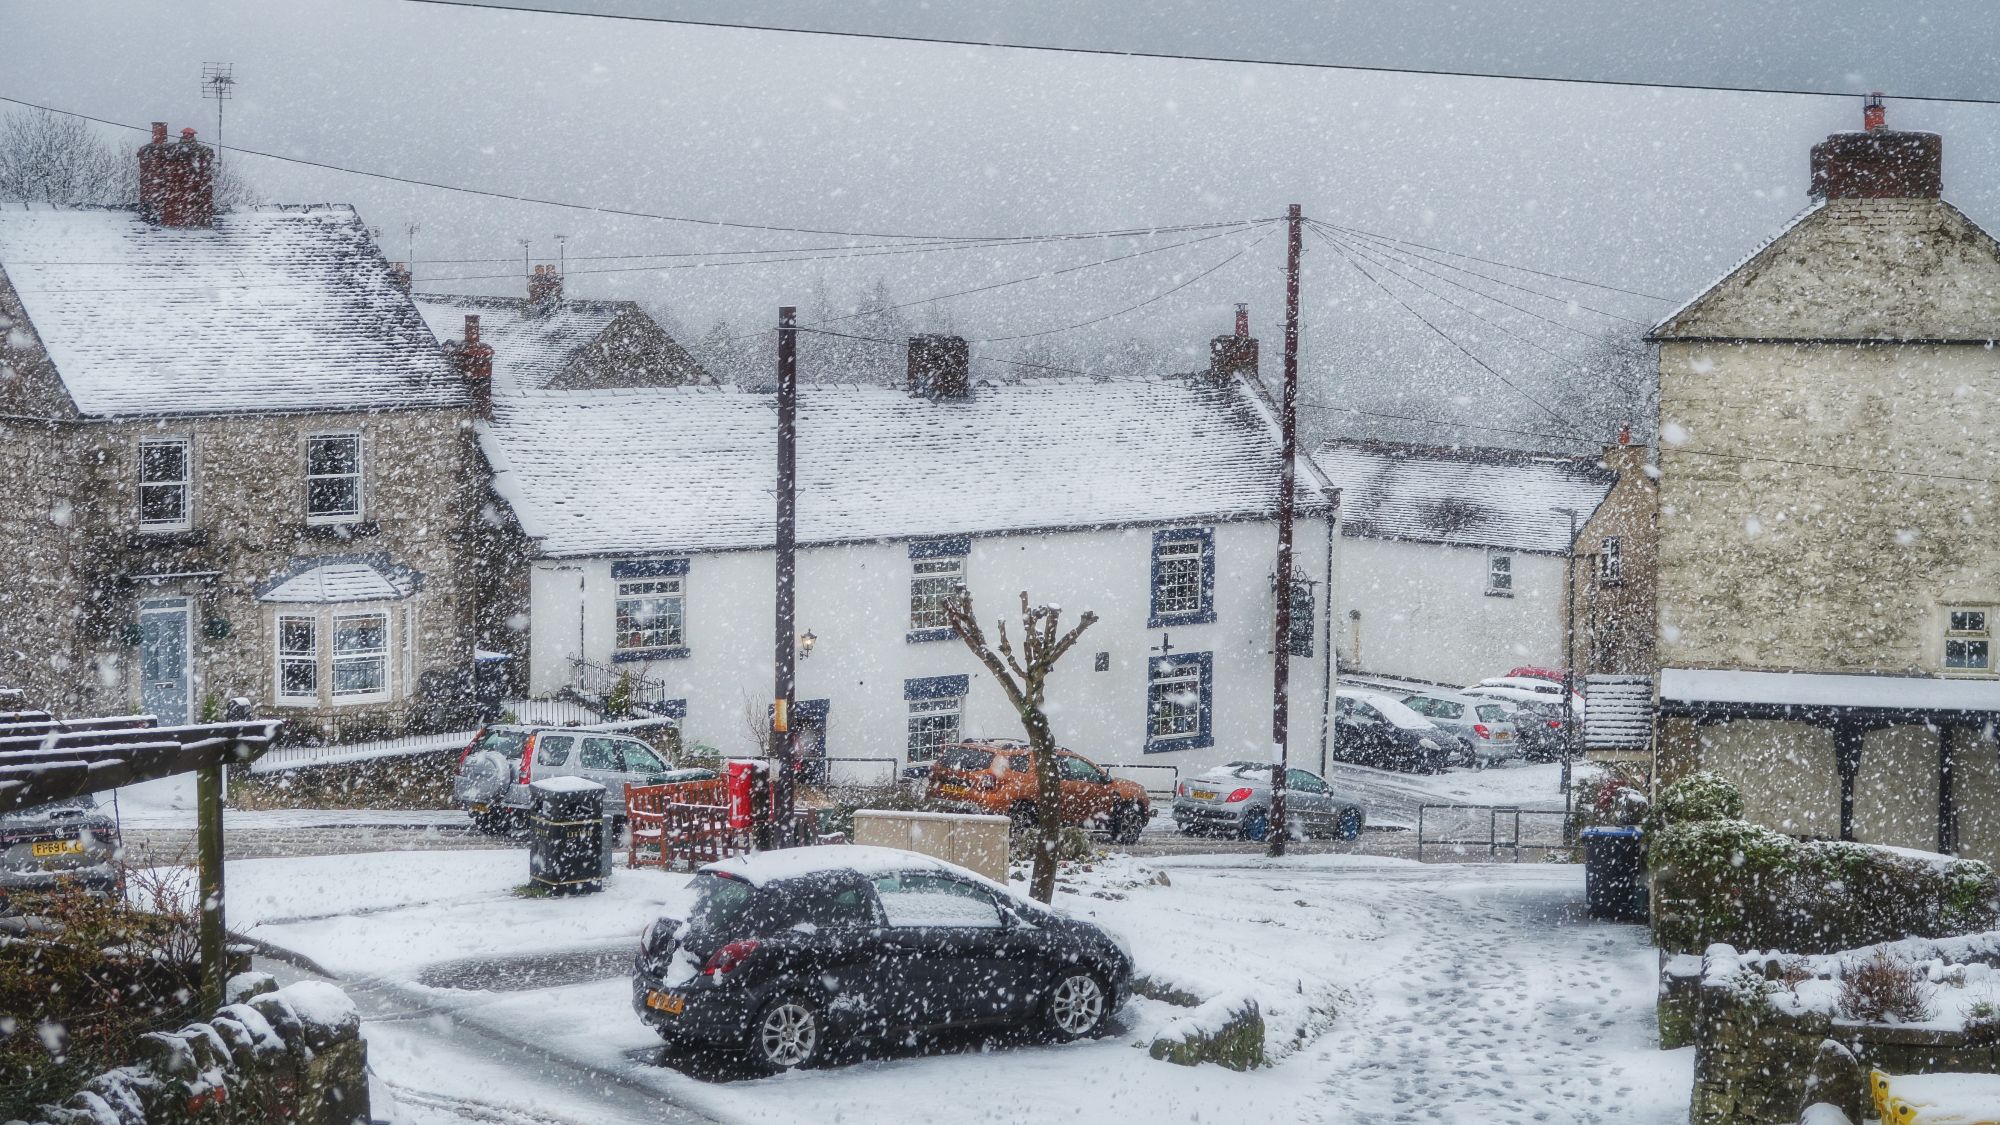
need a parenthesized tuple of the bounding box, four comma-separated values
(1332, 688, 1453, 773)
(631, 847, 1132, 1072)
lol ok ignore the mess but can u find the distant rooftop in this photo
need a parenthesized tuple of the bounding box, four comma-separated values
(414, 291, 707, 394)
(0, 206, 462, 417)
(480, 376, 1329, 557)
(1315, 439, 1615, 554)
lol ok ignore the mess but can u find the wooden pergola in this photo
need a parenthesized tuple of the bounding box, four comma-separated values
(0, 709, 281, 1012)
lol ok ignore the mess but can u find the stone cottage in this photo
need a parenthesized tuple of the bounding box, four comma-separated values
(1650, 100, 2000, 863)
(0, 123, 481, 739)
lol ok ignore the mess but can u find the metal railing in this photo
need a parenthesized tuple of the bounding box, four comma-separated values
(569, 657, 668, 709)
(1415, 803, 1570, 862)
(1100, 762, 1181, 801)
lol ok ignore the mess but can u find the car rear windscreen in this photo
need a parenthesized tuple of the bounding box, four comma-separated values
(687, 873, 762, 934)
(935, 747, 994, 771)
(470, 729, 529, 758)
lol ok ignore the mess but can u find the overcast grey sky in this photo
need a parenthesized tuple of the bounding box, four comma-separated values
(5, 0, 1999, 450)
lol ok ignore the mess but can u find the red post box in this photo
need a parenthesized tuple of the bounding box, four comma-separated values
(726, 759, 765, 830)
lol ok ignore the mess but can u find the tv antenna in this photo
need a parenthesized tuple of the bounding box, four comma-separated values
(200, 63, 235, 188)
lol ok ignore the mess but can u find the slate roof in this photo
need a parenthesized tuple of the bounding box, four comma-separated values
(414, 293, 682, 394)
(259, 561, 412, 604)
(1315, 439, 1614, 554)
(1650, 198, 2000, 342)
(0, 206, 462, 417)
(480, 377, 1329, 557)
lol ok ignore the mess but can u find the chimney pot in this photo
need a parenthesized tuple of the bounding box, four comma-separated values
(907, 334, 971, 399)
(526, 264, 563, 307)
(1810, 96, 1941, 201)
(1617, 421, 1632, 446)
(388, 262, 413, 294)
(150, 122, 168, 145)
(1864, 92, 1886, 132)
(463, 314, 481, 347)
(1235, 302, 1250, 339)
(1208, 303, 1259, 383)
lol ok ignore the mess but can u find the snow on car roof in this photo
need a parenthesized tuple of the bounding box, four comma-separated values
(478, 377, 1331, 557)
(1315, 439, 1615, 554)
(0, 206, 462, 417)
(1337, 687, 1434, 730)
(701, 844, 964, 888)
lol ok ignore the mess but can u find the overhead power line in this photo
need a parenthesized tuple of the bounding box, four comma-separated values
(1322, 223, 1651, 323)
(0, 92, 1271, 243)
(1321, 222, 1676, 303)
(399, 0, 2000, 108)
(971, 226, 1274, 343)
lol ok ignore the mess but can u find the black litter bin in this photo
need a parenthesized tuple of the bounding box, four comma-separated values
(1580, 825, 1648, 922)
(529, 777, 608, 894)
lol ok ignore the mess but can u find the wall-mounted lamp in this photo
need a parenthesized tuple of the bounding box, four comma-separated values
(798, 630, 818, 659)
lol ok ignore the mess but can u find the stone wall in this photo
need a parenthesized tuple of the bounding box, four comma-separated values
(15, 976, 369, 1125)
(1572, 442, 1658, 676)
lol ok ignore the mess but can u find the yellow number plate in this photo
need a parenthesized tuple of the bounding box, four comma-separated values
(1497, 732, 1512, 740)
(1191, 789, 1217, 800)
(646, 991, 685, 1015)
(31, 839, 83, 858)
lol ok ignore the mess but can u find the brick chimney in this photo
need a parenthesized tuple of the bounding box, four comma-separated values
(138, 124, 216, 227)
(1810, 95, 1942, 201)
(387, 262, 413, 294)
(527, 264, 563, 309)
(907, 334, 971, 399)
(1207, 302, 1259, 383)
(443, 314, 495, 419)
(1601, 421, 1646, 481)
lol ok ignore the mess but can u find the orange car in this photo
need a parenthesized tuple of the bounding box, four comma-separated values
(925, 740, 1150, 843)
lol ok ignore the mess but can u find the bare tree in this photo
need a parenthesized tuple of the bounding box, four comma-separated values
(941, 588, 1097, 903)
(0, 108, 128, 206)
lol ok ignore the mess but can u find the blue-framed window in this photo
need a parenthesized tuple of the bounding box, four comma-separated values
(907, 537, 971, 643)
(1149, 527, 1215, 628)
(905, 674, 969, 761)
(1145, 652, 1213, 752)
(611, 558, 690, 662)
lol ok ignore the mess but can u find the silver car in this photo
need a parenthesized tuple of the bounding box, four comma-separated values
(1172, 762, 1366, 842)
(1399, 691, 1522, 767)
(453, 725, 698, 833)
(1, 795, 120, 898)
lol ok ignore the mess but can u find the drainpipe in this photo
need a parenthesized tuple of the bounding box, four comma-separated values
(1318, 489, 1340, 776)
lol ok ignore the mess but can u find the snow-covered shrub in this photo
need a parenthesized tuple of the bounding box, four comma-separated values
(1837, 949, 1934, 1023)
(1646, 770, 1744, 832)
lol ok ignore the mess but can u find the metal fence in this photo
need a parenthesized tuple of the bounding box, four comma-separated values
(1101, 762, 1181, 801)
(1415, 804, 1571, 862)
(803, 756, 902, 789)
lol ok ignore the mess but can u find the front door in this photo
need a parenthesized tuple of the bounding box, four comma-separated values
(137, 598, 191, 724)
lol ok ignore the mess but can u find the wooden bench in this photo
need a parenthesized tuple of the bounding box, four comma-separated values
(625, 779, 740, 871)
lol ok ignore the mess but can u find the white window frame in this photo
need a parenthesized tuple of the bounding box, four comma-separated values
(1147, 661, 1202, 742)
(1945, 606, 1993, 675)
(909, 557, 964, 631)
(304, 432, 364, 524)
(1485, 549, 1514, 597)
(275, 614, 319, 704)
(1153, 540, 1205, 616)
(330, 612, 392, 702)
(615, 576, 685, 654)
(906, 694, 963, 762)
(1599, 536, 1624, 586)
(137, 436, 192, 532)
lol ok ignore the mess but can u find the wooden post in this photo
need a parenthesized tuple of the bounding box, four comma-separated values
(1834, 725, 1863, 842)
(770, 306, 798, 848)
(196, 761, 225, 1013)
(1269, 203, 1302, 859)
(1939, 725, 1957, 855)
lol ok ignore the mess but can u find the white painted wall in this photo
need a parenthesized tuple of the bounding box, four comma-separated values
(524, 517, 1335, 782)
(1333, 536, 1564, 687)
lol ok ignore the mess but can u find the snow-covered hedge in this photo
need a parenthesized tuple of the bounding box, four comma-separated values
(1648, 781, 1997, 954)
(11, 976, 367, 1125)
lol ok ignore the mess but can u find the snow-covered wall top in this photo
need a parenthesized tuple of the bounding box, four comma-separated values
(1651, 198, 2000, 342)
(0, 206, 463, 417)
(481, 376, 1327, 557)
(415, 292, 626, 394)
(1315, 439, 1614, 554)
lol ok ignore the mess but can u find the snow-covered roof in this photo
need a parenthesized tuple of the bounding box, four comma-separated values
(1651, 198, 2000, 342)
(480, 377, 1328, 557)
(0, 206, 462, 417)
(414, 293, 704, 393)
(1314, 439, 1614, 554)
(1659, 668, 2000, 712)
(256, 557, 422, 604)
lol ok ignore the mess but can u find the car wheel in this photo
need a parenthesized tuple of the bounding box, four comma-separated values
(1240, 809, 1270, 842)
(748, 994, 824, 1073)
(1043, 972, 1112, 1041)
(1111, 802, 1145, 845)
(1336, 808, 1362, 841)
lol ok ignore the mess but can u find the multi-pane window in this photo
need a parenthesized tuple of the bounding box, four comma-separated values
(1599, 537, 1624, 585)
(330, 613, 389, 698)
(305, 434, 363, 521)
(276, 616, 317, 700)
(138, 438, 191, 530)
(1946, 608, 1992, 672)
(910, 557, 963, 630)
(907, 696, 962, 762)
(1146, 652, 1212, 750)
(1149, 528, 1215, 627)
(615, 577, 684, 653)
(1486, 550, 1514, 596)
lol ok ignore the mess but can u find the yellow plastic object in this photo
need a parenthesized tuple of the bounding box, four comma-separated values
(1873, 1070, 1895, 1120)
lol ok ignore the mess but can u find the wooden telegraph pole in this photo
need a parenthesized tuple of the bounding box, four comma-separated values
(1269, 203, 1303, 859)
(771, 306, 799, 847)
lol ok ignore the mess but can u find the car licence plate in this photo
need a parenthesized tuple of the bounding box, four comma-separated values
(1191, 789, 1217, 800)
(469, 802, 489, 813)
(645, 991, 685, 1015)
(31, 839, 82, 858)
(1496, 732, 1512, 740)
